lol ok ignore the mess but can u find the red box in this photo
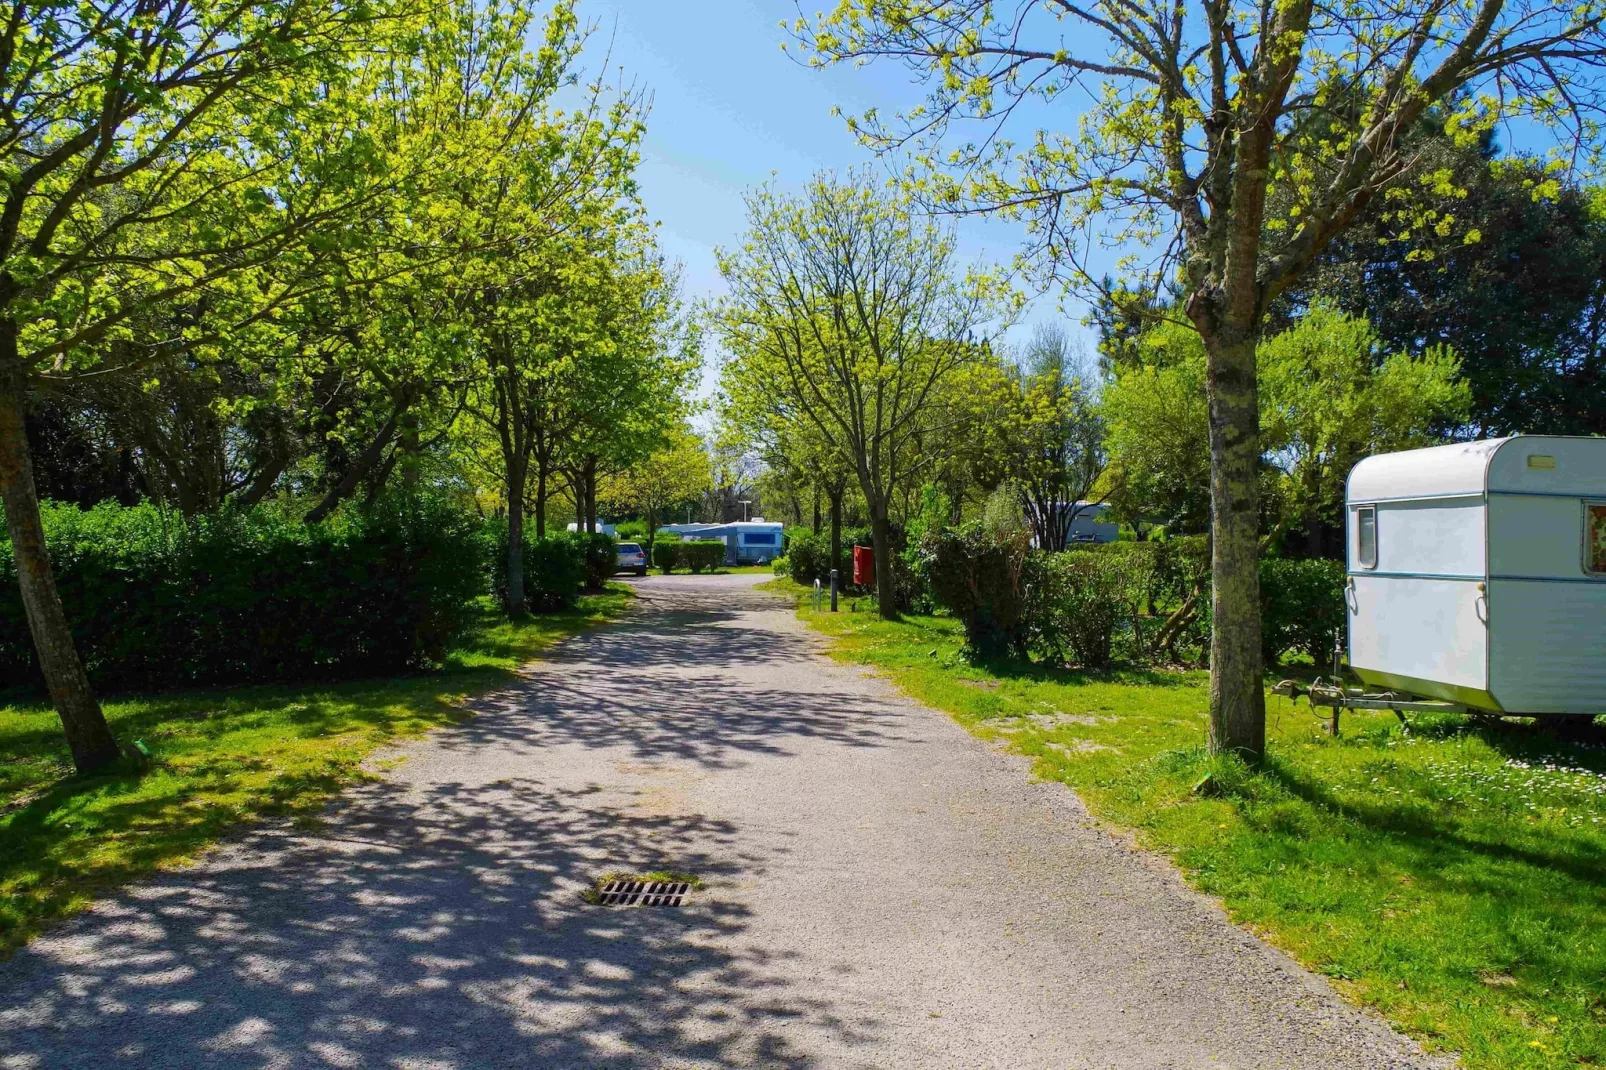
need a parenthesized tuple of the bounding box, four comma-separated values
(852, 544, 873, 587)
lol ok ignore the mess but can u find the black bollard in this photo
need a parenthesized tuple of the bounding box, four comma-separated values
(829, 568, 839, 612)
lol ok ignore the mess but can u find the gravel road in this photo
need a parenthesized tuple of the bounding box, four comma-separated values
(0, 573, 1448, 1069)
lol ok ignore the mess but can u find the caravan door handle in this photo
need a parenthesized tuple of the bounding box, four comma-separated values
(1475, 584, 1489, 625)
(1344, 577, 1358, 613)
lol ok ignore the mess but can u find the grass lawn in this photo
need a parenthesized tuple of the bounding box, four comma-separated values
(0, 585, 632, 956)
(763, 579, 1606, 1070)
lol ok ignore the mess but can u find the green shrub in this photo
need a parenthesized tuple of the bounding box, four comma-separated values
(1036, 542, 1170, 665)
(1260, 557, 1346, 666)
(782, 531, 830, 584)
(784, 528, 869, 588)
(771, 554, 791, 577)
(1026, 550, 1136, 669)
(0, 494, 485, 690)
(681, 540, 726, 574)
(922, 523, 1031, 660)
(570, 531, 617, 589)
(653, 541, 680, 574)
(487, 526, 587, 613)
(613, 519, 648, 543)
(1146, 535, 1213, 664)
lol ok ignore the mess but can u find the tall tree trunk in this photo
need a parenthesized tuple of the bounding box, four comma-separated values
(1202, 332, 1266, 759)
(398, 408, 421, 489)
(870, 509, 898, 620)
(812, 487, 822, 534)
(305, 406, 403, 524)
(828, 487, 843, 583)
(505, 460, 527, 615)
(364, 448, 400, 503)
(534, 464, 547, 539)
(583, 456, 598, 532)
(237, 452, 290, 508)
(0, 340, 120, 773)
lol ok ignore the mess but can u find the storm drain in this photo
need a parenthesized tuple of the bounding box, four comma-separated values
(593, 877, 693, 907)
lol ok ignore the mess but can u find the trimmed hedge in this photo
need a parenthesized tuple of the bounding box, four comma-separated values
(923, 523, 1341, 669)
(1025, 546, 1164, 668)
(0, 495, 485, 691)
(573, 531, 618, 589)
(653, 541, 679, 573)
(680, 541, 725, 574)
(783, 527, 870, 587)
(1260, 557, 1346, 666)
(486, 524, 587, 613)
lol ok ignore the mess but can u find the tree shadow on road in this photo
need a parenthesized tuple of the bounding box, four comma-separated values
(0, 777, 886, 1069)
(0, 580, 905, 1069)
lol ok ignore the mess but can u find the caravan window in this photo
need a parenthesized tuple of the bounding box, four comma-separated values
(743, 532, 778, 546)
(1586, 502, 1606, 576)
(1356, 505, 1377, 570)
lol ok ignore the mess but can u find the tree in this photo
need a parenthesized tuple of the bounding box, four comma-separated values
(0, 0, 410, 772)
(1101, 322, 1216, 536)
(998, 326, 1106, 552)
(716, 173, 1008, 618)
(560, 254, 700, 536)
(799, 0, 1606, 758)
(599, 424, 712, 550)
(1104, 309, 1469, 543)
(717, 373, 857, 572)
(1277, 146, 1606, 438)
(1258, 306, 1471, 540)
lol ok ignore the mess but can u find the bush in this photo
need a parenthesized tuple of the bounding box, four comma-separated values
(1026, 550, 1140, 669)
(570, 531, 617, 590)
(922, 523, 1031, 660)
(1037, 542, 1170, 665)
(1260, 557, 1346, 666)
(784, 528, 871, 588)
(782, 531, 831, 585)
(771, 555, 791, 577)
(653, 541, 679, 574)
(487, 526, 587, 613)
(0, 494, 486, 691)
(680, 540, 726, 574)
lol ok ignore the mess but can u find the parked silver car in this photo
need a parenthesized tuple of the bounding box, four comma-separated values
(616, 541, 648, 576)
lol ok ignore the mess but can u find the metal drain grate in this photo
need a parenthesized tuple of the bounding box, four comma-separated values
(594, 878, 693, 907)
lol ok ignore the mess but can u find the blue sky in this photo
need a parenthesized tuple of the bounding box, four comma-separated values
(573, 0, 1092, 391)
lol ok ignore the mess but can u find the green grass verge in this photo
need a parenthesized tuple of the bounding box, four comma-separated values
(761, 578, 1606, 1070)
(0, 585, 633, 955)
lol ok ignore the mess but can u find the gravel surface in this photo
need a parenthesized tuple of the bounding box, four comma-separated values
(0, 573, 1450, 1069)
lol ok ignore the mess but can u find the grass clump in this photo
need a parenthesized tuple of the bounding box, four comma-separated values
(762, 577, 1606, 1070)
(581, 870, 705, 905)
(0, 587, 632, 955)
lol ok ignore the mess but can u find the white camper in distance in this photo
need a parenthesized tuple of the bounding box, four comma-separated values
(1346, 435, 1606, 716)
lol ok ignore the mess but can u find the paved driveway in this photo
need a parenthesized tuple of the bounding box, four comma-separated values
(0, 574, 1444, 1069)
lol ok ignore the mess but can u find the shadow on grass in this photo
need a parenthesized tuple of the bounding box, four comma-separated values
(943, 650, 1204, 692)
(1255, 752, 1606, 886)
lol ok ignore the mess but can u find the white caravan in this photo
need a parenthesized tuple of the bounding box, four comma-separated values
(1345, 435, 1606, 715)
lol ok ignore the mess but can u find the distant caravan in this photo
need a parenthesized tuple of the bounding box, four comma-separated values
(656, 520, 785, 566)
(1036, 501, 1118, 547)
